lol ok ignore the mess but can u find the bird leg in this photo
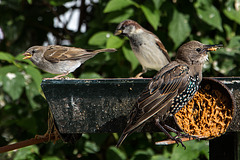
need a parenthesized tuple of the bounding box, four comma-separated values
(134, 69, 147, 78)
(162, 124, 199, 140)
(53, 73, 68, 79)
(135, 72, 144, 78)
(155, 119, 186, 149)
(44, 72, 69, 80)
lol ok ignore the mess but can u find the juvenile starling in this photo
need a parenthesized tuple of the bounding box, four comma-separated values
(23, 45, 116, 79)
(116, 41, 222, 147)
(115, 20, 171, 78)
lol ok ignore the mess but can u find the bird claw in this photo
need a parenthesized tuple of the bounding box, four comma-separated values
(174, 132, 188, 138)
(163, 124, 200, 142)
(43, 77, 63, 80)
(44, 73, 70, 80)
(134, 70, 146, 78)
(134, 74, 143, 78)
(173, 132, 200, 143)
(175, 132, 200, 141)
(173, 137, 186, 149)
(43, 75, 68, 80)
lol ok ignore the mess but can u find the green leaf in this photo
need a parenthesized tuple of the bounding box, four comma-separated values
(27, 0, 32, 4)
(13, 145, 39, 160)
(141, 5, 161, 30)
(195, 0, 223, 31)
(2, 17, 24, 43)
(106, 36, 125, 48)
(104, 0, 137, 13)
(228, 36, 240, 49)
(168, 9, 191, 48)
(194, 0, 211, 5)
(25, 81, 41, 109)
(0, 65, 19, 81)
(3, 72, 25, 100)
(16, 116, 37, 134)
(0, 51, 15, 63)
(90, 134, 109, 147)
(152, 0, 165, 9)
(131, 148, 154, 160)
(88, 31, 112, 46)
(214, 58, 236, 75)
(24, 65, 42, 91)
(84, 141, 100, 153)
(223, 0, 240, 25)
(106, 146, 127, 160)
(223, 24, 235, 40)
(122, 45, 139, 72)
(224, 36, 240, 56)
(104, 8, 134, 23)
(79, 72, 103, 79)
(170, 140, 209, 160)
(151, 155, 169, 160)
(42, 156, 61, 160)
(48, 0, 69, 6)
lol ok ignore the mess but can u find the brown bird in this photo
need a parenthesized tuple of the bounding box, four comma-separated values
(115, 19, 171, 78)
(23, 45, 117, 79)
(116, 41, 222, 148)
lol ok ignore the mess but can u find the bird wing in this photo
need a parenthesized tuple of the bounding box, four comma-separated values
(143, 29, 171, 62)
(44, 45, 95, 63)
(124, 61, 190, 133)
(155, 38, 171, 62)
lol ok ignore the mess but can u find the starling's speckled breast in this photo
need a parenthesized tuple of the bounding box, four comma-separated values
(170, 75, 200, 115)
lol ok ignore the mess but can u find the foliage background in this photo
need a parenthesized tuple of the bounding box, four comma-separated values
(0, 0, 239, 159)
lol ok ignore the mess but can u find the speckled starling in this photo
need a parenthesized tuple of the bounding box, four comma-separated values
(115, 20, 171, 77)
(116, 40, 222, 147)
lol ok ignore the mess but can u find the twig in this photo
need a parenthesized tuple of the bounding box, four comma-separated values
(155, 136, 205, 145)
(78, 0, 86, 33)
(0, 134, 60, 153)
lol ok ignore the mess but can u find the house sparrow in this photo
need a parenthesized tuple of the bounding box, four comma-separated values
(23, 45, 117, 79)
(115, 20, 171, 78)
(116, 41, 222, 148)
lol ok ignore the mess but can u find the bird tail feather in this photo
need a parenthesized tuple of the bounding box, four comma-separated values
(92, 48, 117, 54)
(116, 133, 129, 148)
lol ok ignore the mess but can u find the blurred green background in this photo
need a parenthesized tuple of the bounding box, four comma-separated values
(0, 0, 239, 159)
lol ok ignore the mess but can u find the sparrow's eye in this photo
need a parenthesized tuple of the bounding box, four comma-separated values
(32, 49, 36, 55)
(196, 48, 201, 52)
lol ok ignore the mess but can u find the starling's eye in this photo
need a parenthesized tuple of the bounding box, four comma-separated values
(196, 48, 201, 52)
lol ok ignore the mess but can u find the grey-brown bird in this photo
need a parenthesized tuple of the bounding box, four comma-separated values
(23, 45, 117, 79)
(115, 19, 171, 78)
(116, 41, 222, 148)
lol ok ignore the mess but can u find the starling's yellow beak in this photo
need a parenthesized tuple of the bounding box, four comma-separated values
(204, 44, 223, 52)
(114, 29, 122, 36)
(22, 52, 32, 59)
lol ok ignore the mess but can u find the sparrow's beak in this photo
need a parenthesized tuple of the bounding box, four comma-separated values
(114, 29, 122, 36)
(204, 44, 223, 52)
(22, 52, 32, 59)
